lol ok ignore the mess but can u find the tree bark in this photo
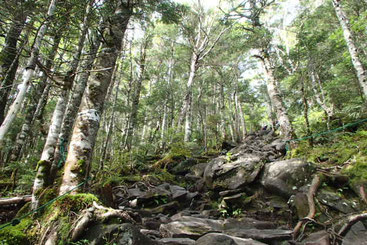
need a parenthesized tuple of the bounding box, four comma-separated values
(332, 0, 367, 98)
(52, 4, 99, 177)
(0, 10, 27, 124)
(258, 52, 295, 140)
(125, 34, 150, 150)
(59, 3, 131, 195)
(10, 34, 62, 162)
(0, 0, 57, 145)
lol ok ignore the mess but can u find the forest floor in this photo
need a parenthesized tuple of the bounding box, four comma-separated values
(1, 127, 367, 244)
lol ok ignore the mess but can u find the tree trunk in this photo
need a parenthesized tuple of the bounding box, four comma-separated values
(259, 53, 295, 140)
(332, 0, 367, 98)
(52, 7, 99, 176)
(99, 66, 121, 170)
(125, 35, 150, 150)
(0, 10, 27, 124)
(0, 0, 57, 145)
(10, 34, 62, 162)
(59, 4, 131, 195)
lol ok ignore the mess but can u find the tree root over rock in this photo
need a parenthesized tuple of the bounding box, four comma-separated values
(42, 199, 136, 245)
(293, 174, 323, 240)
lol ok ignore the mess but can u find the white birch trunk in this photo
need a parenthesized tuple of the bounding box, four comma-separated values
(59, 5, 131, 195)
(332, 0, 367, 98)
(32, 89, 68, 209)
(260, 54, 294, 140)
(0, 0, 57, 145)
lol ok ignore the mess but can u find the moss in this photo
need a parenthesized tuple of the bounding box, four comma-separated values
(70, 160, 87, 178)
(55, 193, 99, 212)
(343, 156, 367, 186)
(0, 218, 33, 245)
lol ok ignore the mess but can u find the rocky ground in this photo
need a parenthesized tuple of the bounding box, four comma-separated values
(77, 130, 367, 245)
(2, 130, 367, 244)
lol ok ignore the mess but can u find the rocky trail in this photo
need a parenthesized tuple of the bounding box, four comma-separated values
(1, 130, 367, 244)
(76, 130, 367, 244)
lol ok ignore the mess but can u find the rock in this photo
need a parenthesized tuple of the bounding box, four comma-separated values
(219, 189, 243, 197)
(222, 141, 237, 151)
(159, 238, 196, 244)
(222, 218, 278, 230)
(171, 159, 198, 175)
(317, 190, 359, 214)
(342, 221, 367, 245)
(220, 193, 251, 209)
(191, 163, 207, 177)
(302, 230, 330, 245)
(195, 233, 266, 245)
(204, 154, 263, 190)
(145, 201, 180, 215)
(142, 217, 161, 230)
(160, 216, 223, 239)
(261, 159, 316, 198)
(224, 228, 293, 243)
(293, 193, 309, 219)
(79, 223, 157, 245)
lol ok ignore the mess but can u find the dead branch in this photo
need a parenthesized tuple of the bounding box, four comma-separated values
(293, 174, 323, 240)
(0, 195, 31, 206)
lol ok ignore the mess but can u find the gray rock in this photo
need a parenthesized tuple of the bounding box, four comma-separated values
(80, 223, 157, 245)
(191, 163, 207, 177)
(301, 230, 330, 245)
(171, 159, 198, 175)
(160, 216, 223, 239)
(195, 233, 266, 245)
(224, 228, 293, 242)
(317, 190, 359, 214)
(342, 221, 367, 245)
(159, 238, 196, 244)
(204, 154, 263, 190)
(222, 218, 277, 230)
(261, 159, 316, 198)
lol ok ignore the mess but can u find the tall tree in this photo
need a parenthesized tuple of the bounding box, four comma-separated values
(332, 0, 367, 98)
(59, 0, 132, 195)
(0, 0, 58, 145)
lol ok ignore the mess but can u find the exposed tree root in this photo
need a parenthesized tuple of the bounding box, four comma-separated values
(70, 201, 136, 242)
(337, 212, 367, 237)
(293, 174, 323, 240)
(359, 185, 367, 204)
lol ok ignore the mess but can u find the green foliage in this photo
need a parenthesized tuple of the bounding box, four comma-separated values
(291, 129, 367, 186)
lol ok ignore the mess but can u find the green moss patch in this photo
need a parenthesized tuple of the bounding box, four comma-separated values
(0, 218, 33, 245)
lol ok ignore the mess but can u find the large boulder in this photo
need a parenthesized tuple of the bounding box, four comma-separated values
(195, 233, 266, 245)
(260, 159, 316, 198)
(203, 154, 264, 190)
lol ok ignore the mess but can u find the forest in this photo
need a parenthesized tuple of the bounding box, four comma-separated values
(0, 0, 367, 244)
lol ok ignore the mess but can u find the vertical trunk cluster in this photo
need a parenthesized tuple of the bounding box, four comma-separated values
(332, 0, 367, 98)
(125, 34, 150, 150)
(10, 34, 62, 161)
(0, 10, 27, 124)
(0, 0, 57, 145)
(32, 1, 93, 208)
(59, 3, 131, 195)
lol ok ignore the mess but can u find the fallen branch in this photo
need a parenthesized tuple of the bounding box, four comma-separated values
(0, 195, 31, 206)
(293, 174, 323, 240)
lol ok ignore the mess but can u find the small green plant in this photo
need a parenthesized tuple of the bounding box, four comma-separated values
(226, 152, 232, 162)
(70, 239, 90, 245)
(232, 208, 242, 217)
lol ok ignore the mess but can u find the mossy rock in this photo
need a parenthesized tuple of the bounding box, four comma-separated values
(0, 218, 33, 245)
